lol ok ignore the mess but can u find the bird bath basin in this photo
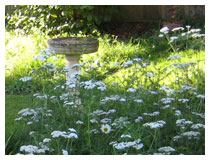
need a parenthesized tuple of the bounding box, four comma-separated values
(48, 37, 99, 107)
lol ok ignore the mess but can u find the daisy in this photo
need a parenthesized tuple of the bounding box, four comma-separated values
(101, 124, 112, 134)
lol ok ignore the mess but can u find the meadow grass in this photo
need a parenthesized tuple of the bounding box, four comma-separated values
(5, 26, 205, 155)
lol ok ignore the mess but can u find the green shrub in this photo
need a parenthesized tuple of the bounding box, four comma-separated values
(6, 5, 121, 36)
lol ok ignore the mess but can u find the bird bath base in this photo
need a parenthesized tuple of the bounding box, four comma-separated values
(48, 37, 99, 108)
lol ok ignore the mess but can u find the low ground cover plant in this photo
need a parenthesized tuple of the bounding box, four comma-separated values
(5, 25, 205, 155)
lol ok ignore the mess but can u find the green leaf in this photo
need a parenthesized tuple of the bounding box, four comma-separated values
(51, 14, 57, 18)
(87, 15, 92, 22)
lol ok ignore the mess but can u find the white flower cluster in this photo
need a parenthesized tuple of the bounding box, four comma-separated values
(135, 116, 144, 123)
(34, 48, 55, 62)
(178, 98, 189, 103)
(20, 145, 46, 154)
(191, 112, 205, 119)
(19, 76, 32, 82)
(51, 128, 78, 139)
(158, 146, 176, 154)
(121, 134, 132, 139)
(176, 119, 193, 129)
(110, 138, 144, 150)
(170, 62, 196, 69)
(191, 123, 205, 129)
(161, 97, 175, 104)
(168, 54, 182, 60)
(90, 109, 116, 116)
(19, 136, 52, 155)
(174, 110, 182, 116)
(16, 107, 52, 123)
(101, 95, 126, 104)
(173, 131, 201, 141)
(143, 111, 160, 117)
(112, 117, 130, 129)
(134, 99, 143, 103)
(42, 62, 56, 71)
(143, 120, 166, 129)
(80, 80, 107, 91)
(123, 58, 142, 67)
(127, 88, 137, 93)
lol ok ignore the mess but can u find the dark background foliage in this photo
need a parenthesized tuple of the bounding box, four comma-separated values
(6, 5, 121, 36)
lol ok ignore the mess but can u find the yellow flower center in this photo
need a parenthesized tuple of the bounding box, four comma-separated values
(104, 127, 108, 132)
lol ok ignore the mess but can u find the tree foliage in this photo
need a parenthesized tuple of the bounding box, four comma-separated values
(6, 5, 121, 35)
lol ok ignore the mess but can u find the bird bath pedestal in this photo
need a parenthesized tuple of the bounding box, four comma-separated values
(47, 37, 99, 107)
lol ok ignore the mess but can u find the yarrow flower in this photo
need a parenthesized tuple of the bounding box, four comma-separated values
(101, 124, 112, 134)
(160, 27, 169, 34)
(143, 111, 160, 117)
(19, 76, 32, 82)
(168, 54, 182, 60)
(127, 88, 137, 93)
(158, 146, 176, 154)
(123, 60, 134, 67)
(143, 120, 166, 129)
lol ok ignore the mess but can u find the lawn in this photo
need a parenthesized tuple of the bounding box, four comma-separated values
(5, 26, 205, 155)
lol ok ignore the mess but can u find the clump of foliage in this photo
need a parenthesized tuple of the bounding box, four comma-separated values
(6, 5, 121, 36)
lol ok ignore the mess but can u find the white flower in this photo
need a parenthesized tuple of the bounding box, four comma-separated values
(161, 105, 170, 109)
(121, 134, 132, 139)
(68, 128, 77, 133)
(133, 58, 142, 62)
(135, 116, 143, 123)
(20, 145, 40, 154)
(120, 98, 126, 102)
(168, 54, 182, 60)
(101, 118, 112, 124)
(174, 110, 182, 116)
(27, 121, 33, 125)
(34, 55, 48, 62)
(65, 133, 78, 139)
(158, 146, 176, 153)
(192, 112, 205, 119)
(90, 129, 99, 134)
(173, 135, 182, 141)
(143, 120, 166, 129)
(133, 143, 144, 150)
(143, 111, 160, 117)
(62, 149, 69, 155)
(19, 76, 32, 82)
(51, 131, 66, 138)
(114, 62, 120, 67)
(176, 119, 193, 128)
(161, 97, 175, 104)
(181, 131, 200, 139)
(170, 36, 179, 42)
(178, 99, 189, 103)
(134, 99, 143, 103)
(127, 88, 137, 93)
(159, 34, 164, 37)
(186, 25, 191, 30)
(18, 108, 36, 117)
(172, 27, 184, 32)
(90, 119, 98, 124)
(196, 94, 205, 98)
(123, 60, 134, 67)
(29, 131, 35, 136)
(160, 27, 169, 34)
(76, 120, 84, 124)
(43, 138, 51, 143)
(191, 123, 205, 129)
(101, 124, 112, 134)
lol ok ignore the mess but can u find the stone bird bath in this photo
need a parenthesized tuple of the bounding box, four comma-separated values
(48, 37, 99, 107)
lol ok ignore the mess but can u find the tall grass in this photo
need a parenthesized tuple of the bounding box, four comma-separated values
(5, 26, 205, 155)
